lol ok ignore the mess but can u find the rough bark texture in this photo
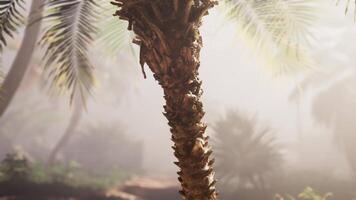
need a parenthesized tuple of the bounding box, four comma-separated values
(0, 0, 44, 117)
(112, 0, 218, 199)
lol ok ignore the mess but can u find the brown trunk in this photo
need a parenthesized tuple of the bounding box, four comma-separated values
(47, 96, 83, 165)
(113, 1, 218, 199)
(0, 0, 44, 117)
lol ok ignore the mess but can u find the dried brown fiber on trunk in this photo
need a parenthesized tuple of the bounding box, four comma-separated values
(112, 0, 218, 199)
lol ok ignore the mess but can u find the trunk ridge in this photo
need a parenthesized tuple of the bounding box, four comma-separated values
(113, 0, 218, 199)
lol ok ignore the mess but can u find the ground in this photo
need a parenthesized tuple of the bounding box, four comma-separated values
(107, 176, 180, 200)
(0, 176, 180, 200)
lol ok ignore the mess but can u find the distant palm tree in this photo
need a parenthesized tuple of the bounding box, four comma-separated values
(0, 0, 129, 168)
(0, 0, 129, 116)
(0, 0, 45, 117)
(311, 74, 356, 175)
(47, 94, 83, 166)
(40, 1, 131, 166)
(212, 110, 282, 190)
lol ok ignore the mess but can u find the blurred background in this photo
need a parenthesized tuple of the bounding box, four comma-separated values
(1, 0, 356, 199)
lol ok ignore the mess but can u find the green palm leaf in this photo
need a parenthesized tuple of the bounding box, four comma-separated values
(223, 0, 319, 74)
(0, 0, 25, 52)
(95, 0, 132, 57)
(40, 0, 100, 103)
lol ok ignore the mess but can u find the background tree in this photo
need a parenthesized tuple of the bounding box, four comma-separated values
(212, 110, 282, 190)
(40, 0, 131, 166)
(311, 74, 356, 175)
(38, 0, 109, 165)
(0, 0, 45, 117)
(47, 94, 83, 165)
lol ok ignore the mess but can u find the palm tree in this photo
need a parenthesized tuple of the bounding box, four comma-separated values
(0, 0, 129, 118)
(0, 0, 45, 117)
(47, 94, 83, 165)
(311, 74, 356, 175)
(111, 1, 219, 199)
(39, 0, 131, 166)
(110, 0, 317, 199)
(0, 0, 132, 170)
(212, 110, 282, 190)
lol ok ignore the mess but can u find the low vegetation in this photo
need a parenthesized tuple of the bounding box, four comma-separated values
(0, 153, 129, 199)
(275, 187, 332, 200)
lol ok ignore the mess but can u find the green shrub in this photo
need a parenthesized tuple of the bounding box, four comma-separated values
(31, 161, 129, 189)
(0, 153, 129, 190)
(275, 187, 332, 200)
(213, 110, 282, 189)
(0, 153, 31, 181)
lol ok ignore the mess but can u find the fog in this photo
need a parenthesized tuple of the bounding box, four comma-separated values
(1, 1, 356, 199)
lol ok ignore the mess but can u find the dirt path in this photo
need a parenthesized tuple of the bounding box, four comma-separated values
(106, 176, 181, 200)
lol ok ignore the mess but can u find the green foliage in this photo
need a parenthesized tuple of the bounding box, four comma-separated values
(40, 0, 100, 103)
(275, 187, 333, 200)
(95, 0, 132, 57)
(40, 0, 134, 103)
(0, 153, 30, 181)
(0, 154, 129, 190)
(222, 0, 319, 74)
(213, 110, 282, 189)
(0, 0, 25, 52)
(29, 161, 129, 189)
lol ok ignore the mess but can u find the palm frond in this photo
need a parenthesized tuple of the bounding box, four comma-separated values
(0, 0, 25, 52)
(40, 0, 100, 103)
(222, 0, 319, 74)
(95, 0, 132, 57)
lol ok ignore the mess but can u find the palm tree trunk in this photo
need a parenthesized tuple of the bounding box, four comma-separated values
(47, 97, 83, 165)
(113, 1, 218, 199)
(0, 0, 44, 117)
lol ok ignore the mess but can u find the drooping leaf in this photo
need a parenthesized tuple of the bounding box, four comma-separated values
(40, 0, 100, 103)
(222, 0, 319, 74)
(0, 0, 25, 52)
